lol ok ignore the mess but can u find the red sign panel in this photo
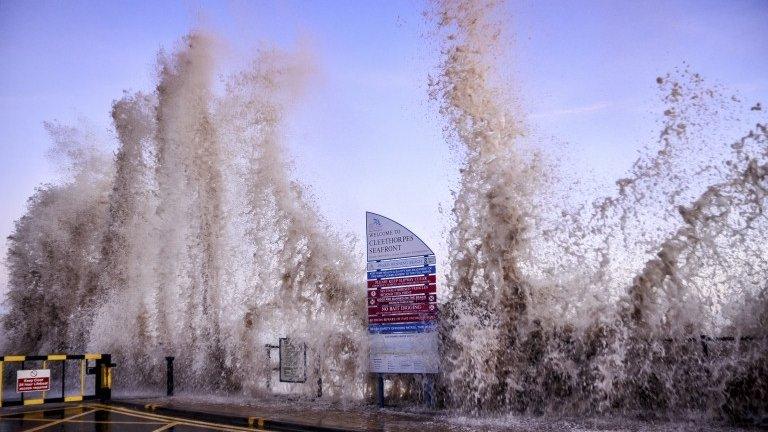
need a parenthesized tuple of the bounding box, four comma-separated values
(368, 293, 437, 307)
(367, 270, 438, 326)
(367, 274, 436, 289)
(368, 302, 437, 315)
(368, 284, 436, 298)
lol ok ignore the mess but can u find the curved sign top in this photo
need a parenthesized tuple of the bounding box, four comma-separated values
(366, 212, 434, 261)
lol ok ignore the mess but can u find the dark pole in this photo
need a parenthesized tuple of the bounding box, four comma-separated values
(424, 374, 435, 409)
(377, 374, 385, 408)
(165, 356, 175, 396)
(265, 346, 272, 392)
(95, 357, 102, 398)
(61, 360, 66, 398)
(96, 354, 113, 402)
(20, 360, 25, 403)
(700, 335, 710, 357)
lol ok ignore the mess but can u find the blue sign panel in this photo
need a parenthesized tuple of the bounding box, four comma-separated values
(367, 265, 436, 280)
(368, 322, 437, 334)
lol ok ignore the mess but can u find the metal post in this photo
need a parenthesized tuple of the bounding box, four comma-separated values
(79, 360, 85, 398)
(266, 347, 272, 392)
(316, 355, 322, 398)
(377, 374, 385, 408)
(95, 357, 102, 397)
(424, 374, 435, 409)
(165, 356, 175, 396)
(20, 360, 25, 404)
(61, 360, 66, 399)
(42, 361, 48, 400)
(700, 335, 710, 357)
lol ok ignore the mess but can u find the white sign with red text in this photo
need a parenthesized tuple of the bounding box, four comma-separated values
(17, 369, 51, 392)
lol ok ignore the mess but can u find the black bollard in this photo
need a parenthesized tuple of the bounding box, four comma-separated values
(165, 356, 175, 396)
(96, 354, 114, 402)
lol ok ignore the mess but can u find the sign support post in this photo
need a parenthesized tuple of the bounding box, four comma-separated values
(377, 374, 385, 407)
(424, 374, 435, 409)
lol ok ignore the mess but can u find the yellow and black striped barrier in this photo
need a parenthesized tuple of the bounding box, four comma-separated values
(0, 353, 114, 408)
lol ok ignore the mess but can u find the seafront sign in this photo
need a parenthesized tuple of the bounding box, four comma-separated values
(366, 212, 438, 374)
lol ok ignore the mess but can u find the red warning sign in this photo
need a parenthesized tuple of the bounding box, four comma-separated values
(368, 284, 436, 298)
(368, 292, 437, 306)
(367, 274, 436, 289)
(17, 369, 51, 392)
(368, 302, 437, 315)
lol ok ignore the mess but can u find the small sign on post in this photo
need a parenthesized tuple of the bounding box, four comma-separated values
(17, 369, 51, 392)
(279, 338, 307, 383)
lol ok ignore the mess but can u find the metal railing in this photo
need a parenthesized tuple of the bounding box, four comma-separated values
(0, 353, 114, 407)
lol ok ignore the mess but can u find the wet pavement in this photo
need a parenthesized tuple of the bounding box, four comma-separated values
(116, 396, 453, 432)
(115, 395, 751, 432)
(1, 398, 750, 431)
(0, 403, 267, 432)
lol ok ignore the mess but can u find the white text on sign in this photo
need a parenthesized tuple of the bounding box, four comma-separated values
(17, 369, 51, 392)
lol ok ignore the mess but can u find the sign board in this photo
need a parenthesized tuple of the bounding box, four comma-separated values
(366, 212, 433, 261)
(366, 212, 439, 374)
(279, 338, 307, 383)
(17, 369, 51, 392)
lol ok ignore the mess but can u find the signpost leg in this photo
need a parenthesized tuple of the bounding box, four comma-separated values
(265, 346, 272, 392)
(315, 354, 322, 398)
(377, 374, 385, 408)
(424, 374, 435, 409)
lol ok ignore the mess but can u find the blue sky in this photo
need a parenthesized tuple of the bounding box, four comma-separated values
(1, 0, 767, 298)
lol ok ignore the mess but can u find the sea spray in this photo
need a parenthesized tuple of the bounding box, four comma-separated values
(430, 0, 768, 420)
(2, 123, 112, 354)
(610, 121, 768, 419)
(154, 32, 228, 388)
(89, 92, 159, 384)
(2, 32, 368, 399)
(216, 45, 367, 398)
(428, 0, 543, 411)
(1, 3, 767, 423)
